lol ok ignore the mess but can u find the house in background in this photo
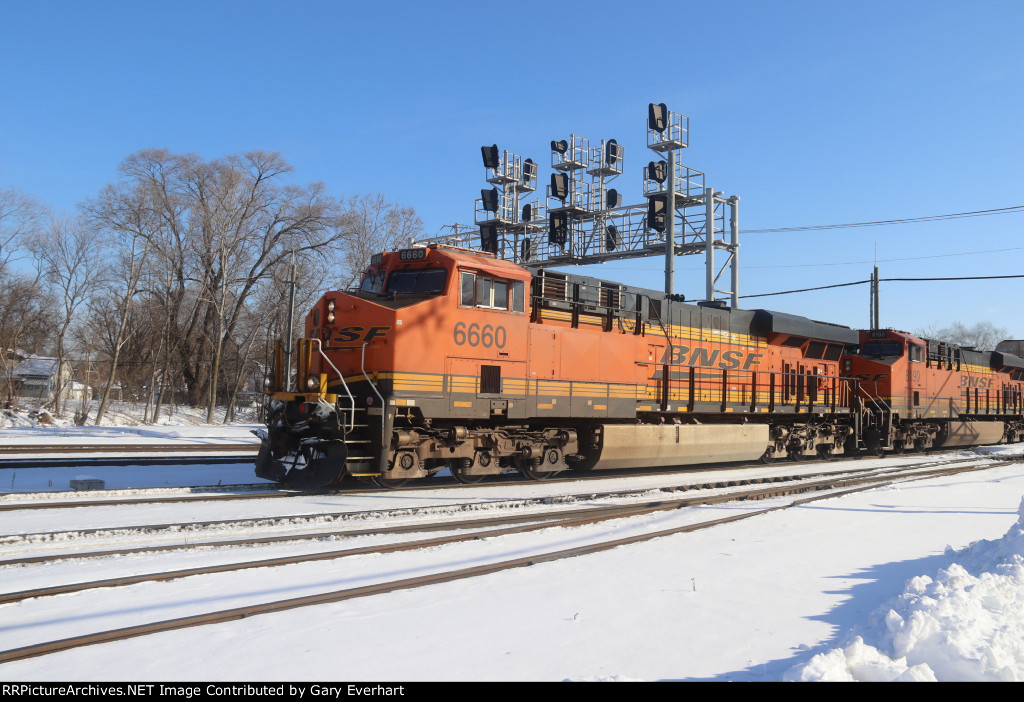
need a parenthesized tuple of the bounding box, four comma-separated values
(4, 353, 76, 404)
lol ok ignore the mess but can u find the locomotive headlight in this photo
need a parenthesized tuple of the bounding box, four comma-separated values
(306, 375, 319, 391)
(326, 311, 335, 323)
(327, 299, 336, 311)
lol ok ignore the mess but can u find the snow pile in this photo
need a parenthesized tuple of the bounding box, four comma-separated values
(785, 497, 1024, 681)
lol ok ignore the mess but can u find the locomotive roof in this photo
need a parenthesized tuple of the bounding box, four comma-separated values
(536, 267, 860, 344)
(993, 351, 1024, 371)
(749, 310, 860, 345)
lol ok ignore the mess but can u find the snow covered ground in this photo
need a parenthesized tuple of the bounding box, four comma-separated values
(1, 417, 1024, 681)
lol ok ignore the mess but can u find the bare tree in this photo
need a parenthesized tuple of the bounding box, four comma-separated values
(0, 187, 49, 405)
(0, 187, 44, 275)
(0, 274, 50, 403)
(916, 321, 1010, 351)
(82, 179, 158, 424)
(336, 193, 423, 289)
(26, 214, 104, 415)
(92, 149, 347, 420)
(78, 150, 425, 423)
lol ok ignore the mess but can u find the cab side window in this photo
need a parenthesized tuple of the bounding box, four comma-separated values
(460, 271, 525, 313)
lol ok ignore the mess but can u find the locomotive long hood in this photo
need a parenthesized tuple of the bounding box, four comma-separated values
(751, 310, 860, 345)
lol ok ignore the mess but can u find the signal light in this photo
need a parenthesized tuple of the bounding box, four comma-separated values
(550, 172, 569, 202)
(549, 212, 568, 246)
(521, 237, 532, 262)
(522, 203, 532, 222)
(523, 158, 537, 184)
(605, 224, 618, 252)
(481, 144, 499, 169)
(648, 103, 668, 132)
(480, 223, 499, 254)
(648, 195, 667, 232)
(551, 139, 568, 154)
(606, 188, 620, 209)
(648, 160, 667, 183)
(481, 187, 499, 213)
(605, 139, 620, 166)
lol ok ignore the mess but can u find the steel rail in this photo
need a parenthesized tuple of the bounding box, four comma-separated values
(0, 443, 258, 455)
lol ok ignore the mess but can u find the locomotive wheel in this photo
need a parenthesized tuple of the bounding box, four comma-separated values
(517, 453, 560, 480)
(913, 438, 928, 453)
(369, 475, 409, 489)
(893, 440, 905, 455)
(519, 463, 558, 480)
(450, 458, 484, 484)
(816, 446, 834, 461)
(863, 428, 884, 457)
(759, 447, 775, 464)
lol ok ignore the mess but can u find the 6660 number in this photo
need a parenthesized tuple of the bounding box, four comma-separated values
(453, 322, 506, 349)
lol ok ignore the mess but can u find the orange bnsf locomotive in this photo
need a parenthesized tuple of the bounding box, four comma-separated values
(846, 329, 1024, 454)
(255, 243, 1024, 488)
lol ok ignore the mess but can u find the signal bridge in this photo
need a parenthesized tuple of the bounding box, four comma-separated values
(415, 104, 740, 306)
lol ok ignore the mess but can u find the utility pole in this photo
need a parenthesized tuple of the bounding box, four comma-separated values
(284, 249, 296, 391)
(870, 266, 880, 329)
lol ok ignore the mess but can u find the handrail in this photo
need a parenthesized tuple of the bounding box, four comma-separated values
(632, 360, 856, 413)
(362, 342, 387, 446)
(309, 337, 357, 434)
(856, 382, 892, 442)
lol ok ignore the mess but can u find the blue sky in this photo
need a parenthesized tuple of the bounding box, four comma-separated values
(2, 0, 1022, 337)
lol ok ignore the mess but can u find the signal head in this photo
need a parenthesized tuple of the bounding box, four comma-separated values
(648, 103, 668, 133)
(481, 187, 500, 213)
(550, 172, 569, 202)
(606, 139, 620, 166)
(481, 144, 499, 169)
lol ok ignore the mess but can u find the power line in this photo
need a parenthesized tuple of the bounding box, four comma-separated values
(740, 273, 1024, 300)
(739, 280, 871, 299)
(741, 205, 1024, 234)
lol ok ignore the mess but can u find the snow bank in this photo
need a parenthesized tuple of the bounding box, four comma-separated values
(785, 497, 1024, 681)
(0, 400, 260, 428)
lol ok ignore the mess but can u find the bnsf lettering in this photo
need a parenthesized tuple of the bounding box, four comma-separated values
(332, 326, 391, 344)
(854, 373, 888, 382)
(960, 375, 993, 389)
(661, 345, 762, 370)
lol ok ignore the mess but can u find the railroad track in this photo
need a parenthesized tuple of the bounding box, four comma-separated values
(0, 454, 1015, 665)
(0, 443, 260, 471)
(0, 460, 917, 546)
(0, 453, 1006, 552)
(0, 445, 966, 510)
(0, 443, 259, 455)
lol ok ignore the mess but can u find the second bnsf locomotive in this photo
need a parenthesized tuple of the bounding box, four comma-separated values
(256, 244, 1024, 488)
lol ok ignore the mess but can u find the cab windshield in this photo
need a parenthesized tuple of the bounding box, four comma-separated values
(386, 267, 448, 295)
(861, 341, 903, 356)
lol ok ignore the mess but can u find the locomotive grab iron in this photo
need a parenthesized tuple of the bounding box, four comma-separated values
(255, 243, 1024, 488)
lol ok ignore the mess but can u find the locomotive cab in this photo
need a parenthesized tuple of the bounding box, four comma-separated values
(257, 244, 534, 488)
(843, 329, 1019, 453)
